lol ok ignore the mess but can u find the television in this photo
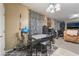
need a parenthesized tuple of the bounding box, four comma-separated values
(67, 22, 79, 29)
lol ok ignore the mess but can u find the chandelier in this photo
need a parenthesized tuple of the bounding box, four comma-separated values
(46, 3, 61, 13)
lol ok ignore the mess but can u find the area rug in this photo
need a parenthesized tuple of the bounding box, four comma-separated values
(5, 45, 58, 56)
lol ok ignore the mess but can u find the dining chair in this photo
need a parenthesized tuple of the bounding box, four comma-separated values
(40, 40, 49, 56)
(27, 34, 41, 56)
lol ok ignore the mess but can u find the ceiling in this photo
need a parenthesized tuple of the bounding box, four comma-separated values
(22, 3, 79, 21)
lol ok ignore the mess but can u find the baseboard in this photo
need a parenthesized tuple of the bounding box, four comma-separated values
(5, 48, 14, 53)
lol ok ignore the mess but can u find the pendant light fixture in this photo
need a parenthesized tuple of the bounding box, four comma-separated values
(46, 3, 61, 13)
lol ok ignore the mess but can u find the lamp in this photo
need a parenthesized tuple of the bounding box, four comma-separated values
(21, 26, 29, 33)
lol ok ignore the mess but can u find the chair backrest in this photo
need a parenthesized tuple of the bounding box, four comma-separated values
(42, 25, 49, 34)
(50, 28, 56, 38)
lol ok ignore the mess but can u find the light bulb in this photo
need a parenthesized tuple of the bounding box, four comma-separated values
(55, 4, 60, 8)
(50, 9, 55, 13)
(56, 7, 61, 11)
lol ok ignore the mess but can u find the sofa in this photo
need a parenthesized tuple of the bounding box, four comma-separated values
(64, 29, 79, 43)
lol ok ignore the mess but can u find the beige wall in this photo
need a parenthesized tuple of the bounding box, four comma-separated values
(51, 19, 55, 28)
(43, 16, 55, 28)
(5, 4, 29, 50)
(43, 16, 47, 26)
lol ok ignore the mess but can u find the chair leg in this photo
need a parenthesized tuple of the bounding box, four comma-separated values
(40, 44, 42, 56)
(30, 45, 33, 56)
(46, 45, 48, 56)
(36, 48, 38, 56)
(41, 45, 48, 56)
(49, 41, 52, 56)
(50, 41, 52, 50)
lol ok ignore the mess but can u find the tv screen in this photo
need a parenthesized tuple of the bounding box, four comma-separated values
(67, 22, 79, 29)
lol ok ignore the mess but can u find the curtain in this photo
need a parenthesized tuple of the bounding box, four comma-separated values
(29, 10, 44, 35)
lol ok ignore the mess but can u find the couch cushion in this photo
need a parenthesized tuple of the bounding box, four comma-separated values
(66, 30, 78, 36)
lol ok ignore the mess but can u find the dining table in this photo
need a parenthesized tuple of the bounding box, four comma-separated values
(29, 33, 54, 56)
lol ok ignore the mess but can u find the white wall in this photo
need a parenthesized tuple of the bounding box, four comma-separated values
(0, 3, 5, 56)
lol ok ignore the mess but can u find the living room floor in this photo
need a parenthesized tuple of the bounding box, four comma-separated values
(5, 37, 79, 56)
(54, 37, 79, 55)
